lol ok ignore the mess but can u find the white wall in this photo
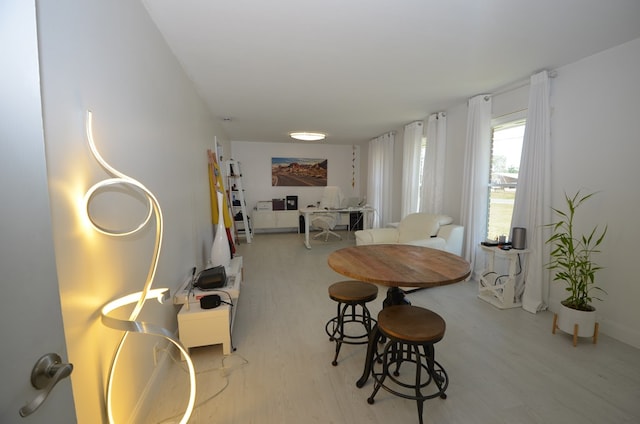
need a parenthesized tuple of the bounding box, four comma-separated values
(443, 106, 470, 224)
(36, 0, 228, 421)
(548, 37, 640, 348)
(230, 141, 365, 211)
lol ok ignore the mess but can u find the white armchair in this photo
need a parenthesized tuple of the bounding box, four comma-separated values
(354, 213, 464, 256)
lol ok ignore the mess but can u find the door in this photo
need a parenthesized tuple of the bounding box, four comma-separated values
(0, 1, 76, 422)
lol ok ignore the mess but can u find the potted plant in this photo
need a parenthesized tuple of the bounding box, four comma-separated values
(546, 190, 607, 346)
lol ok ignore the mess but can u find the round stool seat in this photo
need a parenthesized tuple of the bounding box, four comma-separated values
(329, 280, 378, 304)
(378, 305, 445, 344)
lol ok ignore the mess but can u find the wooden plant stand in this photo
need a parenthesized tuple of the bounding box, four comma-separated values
(552, 313, 599, 347)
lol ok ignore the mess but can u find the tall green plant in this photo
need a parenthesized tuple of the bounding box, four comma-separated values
(546, 191, 607, 311)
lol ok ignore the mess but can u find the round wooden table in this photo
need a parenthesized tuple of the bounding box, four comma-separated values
(328, 244, 471, 306)
(327, 244, 471, 387)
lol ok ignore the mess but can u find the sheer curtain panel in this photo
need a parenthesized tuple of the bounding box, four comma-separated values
(460, 95, 492, 275)
(367, 132, 395, 228)
(401, 121, 423, 217)
(511, 70, 552, 313)
(420, 112, 447, 214)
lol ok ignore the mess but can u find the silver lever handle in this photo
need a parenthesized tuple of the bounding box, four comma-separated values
(19, 353, 73, 417)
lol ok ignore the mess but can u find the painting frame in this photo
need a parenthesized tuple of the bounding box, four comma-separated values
(271, 157, 327, 186)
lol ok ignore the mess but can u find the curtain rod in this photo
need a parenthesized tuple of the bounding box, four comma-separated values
(486, 69, 557, 100)
(371, 130, 395, 141)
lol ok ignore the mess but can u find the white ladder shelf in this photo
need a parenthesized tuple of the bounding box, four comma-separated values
(224, 160, 252, 244)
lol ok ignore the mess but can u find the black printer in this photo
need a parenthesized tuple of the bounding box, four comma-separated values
(194, 265, 227, 290)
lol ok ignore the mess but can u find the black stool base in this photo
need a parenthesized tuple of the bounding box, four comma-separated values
(325, 302, 376, 366)
(368, 341, 448, 424)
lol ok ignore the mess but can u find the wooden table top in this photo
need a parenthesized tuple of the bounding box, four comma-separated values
(328, 244, 471, 288)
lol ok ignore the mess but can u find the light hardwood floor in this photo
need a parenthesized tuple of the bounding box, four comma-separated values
(147, 231, 640, 424)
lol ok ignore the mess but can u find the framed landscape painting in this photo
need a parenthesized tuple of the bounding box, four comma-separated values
(271, 157, 327, 186)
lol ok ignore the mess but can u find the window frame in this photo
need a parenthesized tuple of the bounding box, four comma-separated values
(486, 110, 527, 240)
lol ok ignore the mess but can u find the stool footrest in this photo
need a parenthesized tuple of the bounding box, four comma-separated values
(370, 344, 448, 401)
(325, 314, 376, 344)
(325, 294, 377, 366)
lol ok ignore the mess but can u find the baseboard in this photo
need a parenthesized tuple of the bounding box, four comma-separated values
(598, 318, 640, 350)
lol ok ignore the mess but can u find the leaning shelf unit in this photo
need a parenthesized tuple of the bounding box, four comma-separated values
(224, 159, 252, 244)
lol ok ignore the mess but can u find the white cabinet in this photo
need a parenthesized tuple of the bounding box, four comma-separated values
(178, 303, 233, 355)
(251, 210, 276, 228)
(252, 210, 299, 232)
(277, 210, 299, 228)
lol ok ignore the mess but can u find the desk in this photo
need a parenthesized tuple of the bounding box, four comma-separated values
(300, 206, 374, 249)
(328, 244, 470, 387)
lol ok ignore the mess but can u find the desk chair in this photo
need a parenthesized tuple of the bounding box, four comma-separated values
(312, 186, 344, 241)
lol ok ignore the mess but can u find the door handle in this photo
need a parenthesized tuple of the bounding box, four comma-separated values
(19, 353, 73, 417)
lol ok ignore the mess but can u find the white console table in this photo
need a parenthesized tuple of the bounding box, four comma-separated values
(478, 245, 529, 309)
(174, 256, 242, 355)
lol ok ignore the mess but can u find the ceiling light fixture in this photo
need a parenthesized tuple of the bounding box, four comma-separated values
(289, 132, 326, 141)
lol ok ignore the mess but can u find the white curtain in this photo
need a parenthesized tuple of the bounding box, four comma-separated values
(460, 95, 492, 275)
(401, 121, 423, 217)
(420, 112, 447, 214)
(367, 132, 394, 228)
(511, 70, 552, 313)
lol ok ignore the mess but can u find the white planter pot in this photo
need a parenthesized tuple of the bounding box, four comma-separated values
(553, 303, 599, 346)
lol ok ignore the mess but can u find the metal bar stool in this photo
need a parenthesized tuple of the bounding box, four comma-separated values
(325, 280, 378, 366)
(367, 305, 448, 424)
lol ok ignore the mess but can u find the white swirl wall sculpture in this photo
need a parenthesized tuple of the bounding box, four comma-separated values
(83, 111, 196, 424)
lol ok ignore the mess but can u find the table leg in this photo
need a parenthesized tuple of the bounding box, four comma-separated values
(304, 212, 311, 249)
(357, 287, 409, 387)
(383, 287, 410, 307)
(356, 323, 381, 388)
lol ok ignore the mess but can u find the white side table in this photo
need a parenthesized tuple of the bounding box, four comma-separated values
(178, 303, 233, 354)
(176, 256, 243, 355)
(478, 245, 529, 309)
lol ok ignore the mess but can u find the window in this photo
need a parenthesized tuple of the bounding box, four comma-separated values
(487, 116, 526, 240)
